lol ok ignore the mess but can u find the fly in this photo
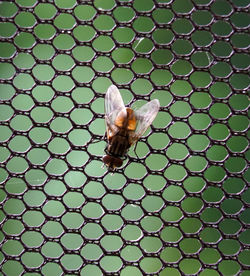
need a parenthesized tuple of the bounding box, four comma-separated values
(103, 85, 160, 171)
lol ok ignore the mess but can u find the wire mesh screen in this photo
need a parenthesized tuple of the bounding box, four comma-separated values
(0, 0, 249, 275)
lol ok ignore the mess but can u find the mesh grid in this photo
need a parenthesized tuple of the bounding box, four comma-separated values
(0, 0, 249, 275)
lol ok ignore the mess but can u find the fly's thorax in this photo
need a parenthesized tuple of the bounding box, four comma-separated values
(107, 133, 130, 157)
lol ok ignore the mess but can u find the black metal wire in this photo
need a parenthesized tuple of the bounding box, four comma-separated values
(0, 0, 249, 275)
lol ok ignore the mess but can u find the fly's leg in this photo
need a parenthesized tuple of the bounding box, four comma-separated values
(133, 141, 140, 160)
(86, 132, 107, 147)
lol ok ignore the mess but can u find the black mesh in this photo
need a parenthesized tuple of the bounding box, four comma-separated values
(0, 0, 249, 275)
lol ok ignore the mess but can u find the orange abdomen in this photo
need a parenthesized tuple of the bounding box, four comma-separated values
(114, 108, 137, 131)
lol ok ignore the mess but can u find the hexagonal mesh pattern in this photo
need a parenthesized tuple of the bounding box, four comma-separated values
(0, 0, 249, 275)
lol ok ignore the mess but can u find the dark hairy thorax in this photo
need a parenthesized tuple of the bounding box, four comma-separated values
(107, 129, 130, 157)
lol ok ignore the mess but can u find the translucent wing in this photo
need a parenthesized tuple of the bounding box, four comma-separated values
(105, 85, 126, 135)
(131, 99, 160, 144)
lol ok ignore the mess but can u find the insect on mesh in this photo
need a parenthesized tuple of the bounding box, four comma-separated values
(0, 0, 249, 275)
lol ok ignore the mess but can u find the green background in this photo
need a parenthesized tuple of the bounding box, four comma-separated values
(0, 0, 249, 275)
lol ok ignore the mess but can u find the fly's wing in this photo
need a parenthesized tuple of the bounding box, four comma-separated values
(131, 99, 160, 144)
(105, 85, 126, 137)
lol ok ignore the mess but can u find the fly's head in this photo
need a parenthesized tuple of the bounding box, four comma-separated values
(102, 155, 123, 171)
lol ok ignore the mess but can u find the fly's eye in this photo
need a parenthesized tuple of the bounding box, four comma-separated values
(113, 158, 123, 168)
(103, 155, 112, 165)
(102, 155, 123, 169)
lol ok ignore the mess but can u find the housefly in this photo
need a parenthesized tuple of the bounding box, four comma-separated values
(103, 85, 160, 171)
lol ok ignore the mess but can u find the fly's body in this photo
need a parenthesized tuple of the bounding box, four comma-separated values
(106, 129, 129, 157)
(103, 85, 160, 171)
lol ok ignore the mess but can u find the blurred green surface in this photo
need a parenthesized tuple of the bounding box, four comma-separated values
(0, 0, 249, 275)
